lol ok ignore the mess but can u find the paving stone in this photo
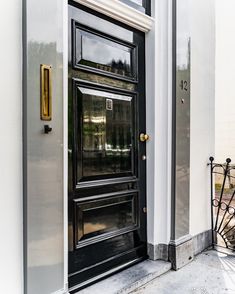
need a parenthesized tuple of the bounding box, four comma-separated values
(132, 250, 235, 294)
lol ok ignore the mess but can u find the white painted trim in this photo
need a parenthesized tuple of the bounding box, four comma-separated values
(73, 0, 154, 32)
(146, 0, 173, 247)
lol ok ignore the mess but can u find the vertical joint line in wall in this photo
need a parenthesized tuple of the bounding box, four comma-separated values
(22, 0, 28, 292)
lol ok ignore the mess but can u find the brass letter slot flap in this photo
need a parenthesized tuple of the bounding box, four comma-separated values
(40, 64, 52, 121)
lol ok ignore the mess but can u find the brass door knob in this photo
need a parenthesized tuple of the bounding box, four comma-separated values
(140, 133, 150, 142)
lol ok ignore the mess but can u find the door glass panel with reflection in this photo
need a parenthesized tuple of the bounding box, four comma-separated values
(74, 25, 135, 79)
(77, 87, 134, 182)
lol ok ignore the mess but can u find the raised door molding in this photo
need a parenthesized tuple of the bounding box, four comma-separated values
(73, 0, 154, 32)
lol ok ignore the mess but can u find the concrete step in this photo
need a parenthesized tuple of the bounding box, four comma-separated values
(78, 259, 172, 294)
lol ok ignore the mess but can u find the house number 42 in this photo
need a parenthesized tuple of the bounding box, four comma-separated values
(180, 80, 188, 91)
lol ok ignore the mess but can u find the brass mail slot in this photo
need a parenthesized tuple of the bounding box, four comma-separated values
(40, 64, 52, 121)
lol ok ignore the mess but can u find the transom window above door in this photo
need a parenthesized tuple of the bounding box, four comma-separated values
(119, 0, 151, 15)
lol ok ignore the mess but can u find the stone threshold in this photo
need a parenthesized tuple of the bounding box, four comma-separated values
(78, 259, 172, 294)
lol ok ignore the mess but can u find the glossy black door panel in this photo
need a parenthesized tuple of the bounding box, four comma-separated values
(69, 235, 146, 290)
(68, 2, 147, 292)
(74, 192, 139, 248)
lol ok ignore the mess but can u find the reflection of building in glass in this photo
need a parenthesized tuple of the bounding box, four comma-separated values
(78, 30, 133, 77)
(82, 93, 133, 176)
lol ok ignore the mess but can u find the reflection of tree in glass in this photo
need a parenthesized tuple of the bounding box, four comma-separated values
(110, 59, 131, 76)
(80, 58, 131, 77)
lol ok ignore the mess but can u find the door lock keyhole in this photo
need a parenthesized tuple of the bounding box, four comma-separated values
(44, 125, 52, 134)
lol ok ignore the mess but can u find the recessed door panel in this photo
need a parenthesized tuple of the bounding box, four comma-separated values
(68, 2, 147, 292)
(74, 192, 138, 248)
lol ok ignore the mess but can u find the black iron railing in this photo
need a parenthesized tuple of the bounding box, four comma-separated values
(209, 157, 235, 251)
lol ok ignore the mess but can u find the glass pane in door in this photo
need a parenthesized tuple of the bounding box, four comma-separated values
(74, 24, 136, 79)
(77, 87, 135, 181)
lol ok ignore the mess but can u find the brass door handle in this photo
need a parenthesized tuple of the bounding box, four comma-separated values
(140, 133, 150, 142)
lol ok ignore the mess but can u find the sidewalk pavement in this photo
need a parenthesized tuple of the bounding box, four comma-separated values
(132, 250, 235, 294)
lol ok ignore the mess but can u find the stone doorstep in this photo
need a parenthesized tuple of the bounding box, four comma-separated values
(77, 259, 172, 294)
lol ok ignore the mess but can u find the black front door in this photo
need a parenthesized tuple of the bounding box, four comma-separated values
(68, 2, 147, 292)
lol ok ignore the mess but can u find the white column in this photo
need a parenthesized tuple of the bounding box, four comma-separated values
(146, 0, 172, 257)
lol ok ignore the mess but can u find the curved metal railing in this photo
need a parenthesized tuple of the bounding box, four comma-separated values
(209, 157, 235, 250)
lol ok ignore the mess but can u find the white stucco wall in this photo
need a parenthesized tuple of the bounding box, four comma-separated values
(189, 0, 215, 236)
(215, 0, 235, 163)
(0, 1, 23, 293)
